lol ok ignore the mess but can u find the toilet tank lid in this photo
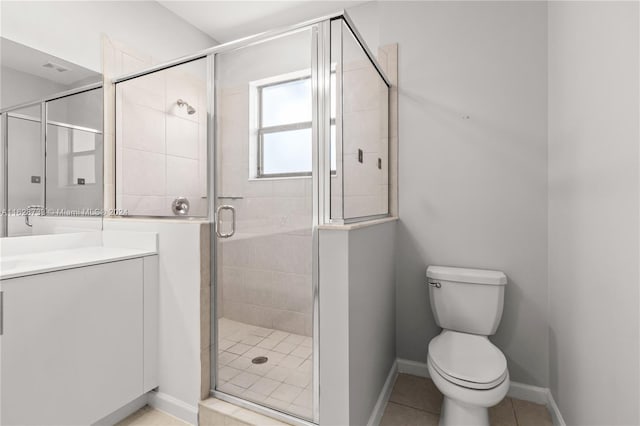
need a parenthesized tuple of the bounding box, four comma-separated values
(426, 266, 507, 286)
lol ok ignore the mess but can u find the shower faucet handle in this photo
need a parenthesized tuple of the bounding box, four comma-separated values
(171, 197, 190, 216)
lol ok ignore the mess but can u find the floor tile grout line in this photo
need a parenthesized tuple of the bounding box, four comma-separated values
(388, 399, 441, 416)
(385, 375, 552, 426)
(509, 398, 521, 426)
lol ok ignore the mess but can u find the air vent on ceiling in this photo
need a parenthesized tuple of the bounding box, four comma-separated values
(42, 61, 69, 73)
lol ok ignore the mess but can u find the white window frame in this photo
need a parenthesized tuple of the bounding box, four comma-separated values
(249, 69, 335, 180)
(67, 128, 97, 186)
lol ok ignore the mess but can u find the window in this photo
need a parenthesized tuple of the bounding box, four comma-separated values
(255, 73, 336, 178)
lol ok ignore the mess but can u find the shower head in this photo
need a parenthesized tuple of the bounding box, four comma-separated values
(177, 99, 196, 115)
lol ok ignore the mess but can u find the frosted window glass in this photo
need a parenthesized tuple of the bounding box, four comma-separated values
(262, 129, 312, 175)
(261, 78, 311, 126)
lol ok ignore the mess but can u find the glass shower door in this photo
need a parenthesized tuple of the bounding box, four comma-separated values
(213, 27, 317, 421)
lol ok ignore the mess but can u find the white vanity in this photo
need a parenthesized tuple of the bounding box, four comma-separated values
(0, 231, 159, 425)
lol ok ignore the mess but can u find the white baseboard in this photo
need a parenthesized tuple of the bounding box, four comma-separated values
(506, 381, 548, 405)
(546, 389, 566, 426)
(396, 358, 566, 426)
(367, 361, 399, 426)
(93, 393, 149, 426)
(397, 358, 430, 377)
(148, 391, 198, 425)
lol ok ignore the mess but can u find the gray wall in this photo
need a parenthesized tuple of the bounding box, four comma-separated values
(1, 1, 215, 73)
(319, 220, 396, 425)
(1, 66, 69, 109)
(350, 1, 549, 387)
(548, 2, 640, 424)
(348, 221, 396, 426)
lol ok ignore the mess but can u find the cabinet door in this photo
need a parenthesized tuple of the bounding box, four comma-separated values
(1, 259, 143, 425)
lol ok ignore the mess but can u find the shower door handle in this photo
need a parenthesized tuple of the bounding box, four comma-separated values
(215, 205, 236, 238)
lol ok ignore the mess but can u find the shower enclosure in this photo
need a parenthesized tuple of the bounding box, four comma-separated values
(113, 11, 389, 424)
(0, 85, 104, 237)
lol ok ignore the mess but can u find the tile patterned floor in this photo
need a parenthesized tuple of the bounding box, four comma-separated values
(116, 405, 189, 426)
(381, 373, 553, 426)
(118, 365, 551, 426)
(216, 318, 313, 420)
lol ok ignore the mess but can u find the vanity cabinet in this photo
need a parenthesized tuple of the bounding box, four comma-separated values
(0, 256, 158, 425)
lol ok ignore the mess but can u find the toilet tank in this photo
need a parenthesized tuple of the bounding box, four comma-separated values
(426, 266, 507, 335)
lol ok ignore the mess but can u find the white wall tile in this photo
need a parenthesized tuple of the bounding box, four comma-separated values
(121, 102, 166, 154)
(166, 155, 199, 196)
(122, 148, 165, 196)
(121, 195, 166, 216)
(166, 115, 199, 159)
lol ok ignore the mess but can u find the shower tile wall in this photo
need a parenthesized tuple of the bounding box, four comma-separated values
(220, 232, 313, 336)
(217, 85, 313, 337)
(331, 23, 389, 220)
(341, 57, 389, 218)
(116, 60, 207, 217)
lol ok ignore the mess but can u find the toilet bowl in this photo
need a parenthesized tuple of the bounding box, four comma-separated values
(426, 266, 509, 426)
(427, 330, 509, 426)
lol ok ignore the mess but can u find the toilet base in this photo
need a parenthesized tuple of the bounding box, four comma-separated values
(440, 397, 489, 426)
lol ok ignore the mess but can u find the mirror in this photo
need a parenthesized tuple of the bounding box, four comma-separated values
(0, 37, 103, 237)
(1, 38, 101, 108)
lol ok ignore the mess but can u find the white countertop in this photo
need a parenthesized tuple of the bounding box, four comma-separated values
(0, 231, 158, 280)
(1, 246, 157, 280)
(317, 216, 398, 231)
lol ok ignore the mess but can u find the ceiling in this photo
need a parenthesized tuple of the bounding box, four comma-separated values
(1, 38, 100, 87)
(157, 0, 368, 43)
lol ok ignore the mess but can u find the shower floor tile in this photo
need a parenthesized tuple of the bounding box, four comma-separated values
(216, 318, 313, 420)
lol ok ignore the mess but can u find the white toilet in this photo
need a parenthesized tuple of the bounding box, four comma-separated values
(426, 266, 509, 426)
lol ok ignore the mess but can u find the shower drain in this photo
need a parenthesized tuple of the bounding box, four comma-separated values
(251, 356, 268, 365)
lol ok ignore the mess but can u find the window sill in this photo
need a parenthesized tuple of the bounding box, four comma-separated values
(248, 175, 311, 182)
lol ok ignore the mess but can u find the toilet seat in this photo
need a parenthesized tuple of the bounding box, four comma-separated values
(428, 330, 507, 390)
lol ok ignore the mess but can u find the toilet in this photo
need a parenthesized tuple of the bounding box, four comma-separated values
(426, 266, 509, 426)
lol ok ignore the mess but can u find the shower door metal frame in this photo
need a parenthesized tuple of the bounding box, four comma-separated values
(0, 103, 46, 238)
(202, 12, 390, 426)
(324, 15, 392, 225)
(0, 104, 45, 238)
(0, 81, 103, 115)
(1, 112, 7, 237)
(207, 24, 323, 426)
(110, 10, 391, 426)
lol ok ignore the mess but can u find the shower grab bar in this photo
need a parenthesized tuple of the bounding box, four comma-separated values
(215, 205, 236, 238)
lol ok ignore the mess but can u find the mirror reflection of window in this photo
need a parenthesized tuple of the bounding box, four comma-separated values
(45, 87, 104, 215)
(69, 129, 97, 185)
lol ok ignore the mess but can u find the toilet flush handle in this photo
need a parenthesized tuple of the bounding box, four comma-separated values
(429, 281, 441, 288)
